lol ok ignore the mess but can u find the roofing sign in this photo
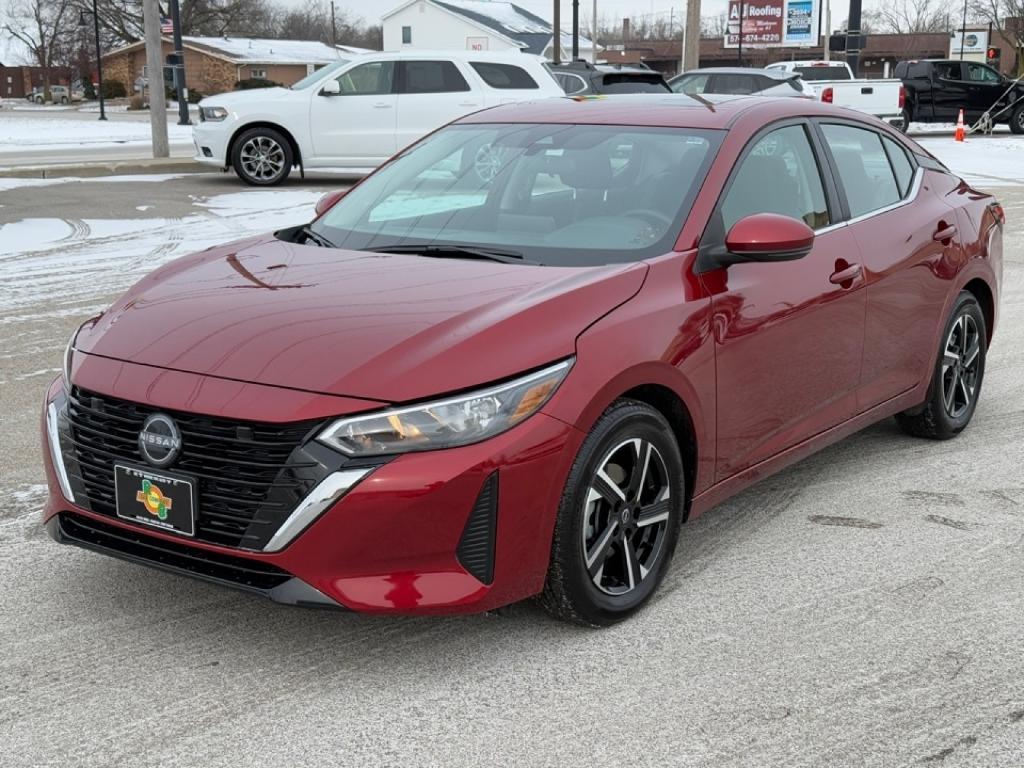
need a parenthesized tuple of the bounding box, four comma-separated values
(725, 0, 821, 48)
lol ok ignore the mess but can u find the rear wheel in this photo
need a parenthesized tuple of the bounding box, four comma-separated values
(231, 127, 293, 186)
(895, 291, 986, 439)
(1010, 105, 1024, 135)
(540, 400, 685, 627)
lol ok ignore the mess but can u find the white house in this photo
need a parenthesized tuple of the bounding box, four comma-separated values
(382, 0, 598, 60)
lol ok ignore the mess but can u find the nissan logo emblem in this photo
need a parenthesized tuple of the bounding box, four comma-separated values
(138, 413, 182, 467)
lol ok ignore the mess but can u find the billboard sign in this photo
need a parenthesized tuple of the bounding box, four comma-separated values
(950, 29, 988, 55)
(725, 0, 821, 48)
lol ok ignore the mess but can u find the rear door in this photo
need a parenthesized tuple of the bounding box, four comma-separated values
(395, 59, 482, 152)
(815, 121, 960, 407)
(931, 61, 968, 120)
(702, 121, 867, 479)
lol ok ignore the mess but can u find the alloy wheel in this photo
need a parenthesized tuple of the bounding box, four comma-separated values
(473, 143, 508, 182)
(240, 136, 286, 182)
(582, 438, 671, 596)
(941, 313, 981, 419)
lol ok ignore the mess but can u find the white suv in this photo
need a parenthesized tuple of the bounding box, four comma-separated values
(193, 50, 563, 185)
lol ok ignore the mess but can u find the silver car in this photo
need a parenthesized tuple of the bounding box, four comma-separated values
(669, 67, 814, 99)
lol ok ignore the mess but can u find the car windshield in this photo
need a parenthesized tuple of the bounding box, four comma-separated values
(312, 123, 723, 266)
(290, 59, 350, 89)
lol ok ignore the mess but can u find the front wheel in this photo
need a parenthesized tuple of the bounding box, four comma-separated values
(540, 400, 685, 627)
(895, 291, 986, 439)
(231, 127, 293, 186)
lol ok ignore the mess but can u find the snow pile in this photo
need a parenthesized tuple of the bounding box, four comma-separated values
(919, 134, 1024, 188)
(0, 116, 192, 153)
(435, 0, 551, 34)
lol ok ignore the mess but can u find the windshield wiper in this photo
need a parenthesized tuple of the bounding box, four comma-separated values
(300, 226, 336, 248)
(365, 243, 537, 265)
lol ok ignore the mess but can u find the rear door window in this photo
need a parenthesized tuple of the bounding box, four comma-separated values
(711, 73, 760, 94)
(721, 124, 830, 231)
(470, 62, 538, 89)
(399, 60, 471, 93)
(821, 124, 902, 218)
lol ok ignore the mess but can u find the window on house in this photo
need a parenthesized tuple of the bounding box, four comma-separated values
(251, 68, 267, 79)
(402, 26, 412, 44)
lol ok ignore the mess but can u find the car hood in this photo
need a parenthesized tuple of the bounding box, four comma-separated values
(199, 87, 296, 109)
(76, 237, 648, 403)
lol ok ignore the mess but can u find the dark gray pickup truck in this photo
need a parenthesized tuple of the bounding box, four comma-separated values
(896, 59, 1024, 132)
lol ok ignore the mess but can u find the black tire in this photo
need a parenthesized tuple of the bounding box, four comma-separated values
(897, 107, 912, 133)
(540, 399, 685, 627)
(1010, 105, 1024, 135)
(231, 126, 293, 186)
(895, 291, 986, 440)
(60, 96, 68, 104)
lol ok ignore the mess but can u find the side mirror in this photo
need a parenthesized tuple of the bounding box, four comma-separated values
(315, 188, 348, 216)
(723, 213, 815, 264)
(319, 80, 341, 96)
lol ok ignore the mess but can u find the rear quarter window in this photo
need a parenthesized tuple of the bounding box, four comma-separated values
(599, 74, 670, 93)
(470, 62, 538, 89)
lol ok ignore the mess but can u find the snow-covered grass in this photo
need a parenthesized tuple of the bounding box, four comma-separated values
(0, 114, 193, 152)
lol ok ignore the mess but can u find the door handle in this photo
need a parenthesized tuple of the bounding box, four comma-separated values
(933, 224, 958, 242)
(373, 102, 392, 109)
(829, 263, 863, 286)
(458, 101, 481, 107)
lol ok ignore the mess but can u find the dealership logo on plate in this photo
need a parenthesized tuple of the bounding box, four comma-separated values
(136, 479, 173, 520)
(138, 413, 182, 467)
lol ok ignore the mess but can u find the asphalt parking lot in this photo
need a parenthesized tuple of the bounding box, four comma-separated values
(2, 172, 1023, 767)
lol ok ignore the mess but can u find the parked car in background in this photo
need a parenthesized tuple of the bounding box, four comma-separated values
(192, 50, 564, 185)
(766, 60, 906, 129)
(896, 59, 1024, 133)
(669, 67, 813, 98)
(546, 60, 671, 96)
(46, 96, 1002, 626)
(27, 85, 81, 104)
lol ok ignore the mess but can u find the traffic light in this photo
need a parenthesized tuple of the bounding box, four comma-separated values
(987, 46, 1001, 68)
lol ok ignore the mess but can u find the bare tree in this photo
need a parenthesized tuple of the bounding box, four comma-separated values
(3, 0, 75, 93)
(868, 0, 947, 33)
(973, 0, 1024, 74)
(701, 12, 727, 38)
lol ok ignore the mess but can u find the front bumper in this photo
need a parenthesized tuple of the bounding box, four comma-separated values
(41, 367, 582, 614)
(191, 121, 231, 167)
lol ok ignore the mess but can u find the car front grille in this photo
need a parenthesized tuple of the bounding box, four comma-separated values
(63, 386, 324, 550)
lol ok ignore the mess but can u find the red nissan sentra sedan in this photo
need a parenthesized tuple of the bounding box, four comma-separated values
(42, 96, 1002, 626)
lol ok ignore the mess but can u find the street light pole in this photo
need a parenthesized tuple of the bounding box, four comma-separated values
(572, 0, 579, 59)
(89, 0, 106, 120)
(737, 0, 745, 66)
(168, 0, 190, 125)
(959, 0, 968, 61)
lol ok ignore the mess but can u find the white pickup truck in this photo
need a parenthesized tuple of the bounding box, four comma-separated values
(765, 61, 906, 130)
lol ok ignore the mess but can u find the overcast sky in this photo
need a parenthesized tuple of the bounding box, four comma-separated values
(1, 0, 857, 65)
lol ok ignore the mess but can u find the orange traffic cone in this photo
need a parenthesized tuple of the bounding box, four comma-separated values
(955, 109, 966, 142)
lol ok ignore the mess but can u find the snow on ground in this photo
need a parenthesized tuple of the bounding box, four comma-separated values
(918, 134, 1024, 188)
(0, 181, 322, 315)
(0, 114, 192, 152)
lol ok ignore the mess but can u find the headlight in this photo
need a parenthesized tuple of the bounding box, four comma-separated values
(317, 359, 573, 456)
(200, 106, 228, 121)
(63, 327, 78, 388)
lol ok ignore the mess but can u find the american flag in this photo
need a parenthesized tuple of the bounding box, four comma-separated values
(160, 12, 174, 34)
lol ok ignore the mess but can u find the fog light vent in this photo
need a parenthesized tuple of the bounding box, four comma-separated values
(456, 472, 498, 585)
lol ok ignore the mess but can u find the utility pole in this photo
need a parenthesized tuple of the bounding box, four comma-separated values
(168, 0, 190, 125)
(142, 0, 169, 157)
(572, 0, 579, 59)
(846, 0, 862, 75)
(823, 0, 831, 62)
(959, 0, 968, 61)
(591, 0, 597, 64)
(553, 0, 561, 64)
(737, 0, 745, 65)
(683, 0, 700, 70)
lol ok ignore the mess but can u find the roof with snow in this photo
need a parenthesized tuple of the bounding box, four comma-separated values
(390, 0, 595, 55)
(102, 36, 373, 66)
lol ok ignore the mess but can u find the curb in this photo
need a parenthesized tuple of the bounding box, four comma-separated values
(0, 158, 211, 179)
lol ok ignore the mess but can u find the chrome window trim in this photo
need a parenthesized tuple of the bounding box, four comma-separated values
(46, 402, 75, 503)
(843, 166, 923, 226)
(262, 468, 372, 553)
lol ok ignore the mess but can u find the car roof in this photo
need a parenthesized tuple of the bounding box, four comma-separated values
(674, 67, 797, 81)
(456, 93, 852, 130)
(356, 49, 547, 62)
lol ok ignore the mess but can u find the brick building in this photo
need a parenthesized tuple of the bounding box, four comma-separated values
(101, 37, 374, 98)
(0, 65, 57, 99)
(604, 32, 1018, 79)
